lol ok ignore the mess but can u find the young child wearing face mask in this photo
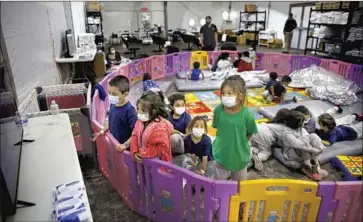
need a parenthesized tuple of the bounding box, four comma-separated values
(168, 93, 192, 155)
(294, 105, 316, 134)
(212, 75, 258, 181)
(130, 91, 174, 163)
(182, 116, 214, 178)
(249, 43, 256, 70)
(106, 47, 121, 69)
(237, 51, 253, 73)
(91, 76, 138, 152)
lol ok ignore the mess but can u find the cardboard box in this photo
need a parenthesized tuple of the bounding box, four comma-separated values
(245, 4, 257, 12)
(87, 2, 100, 12)
(224, 29, 234, 36)
(237, 36, 246, 45)
(246, 32, 258, 41)
(268, 38, 282, 49)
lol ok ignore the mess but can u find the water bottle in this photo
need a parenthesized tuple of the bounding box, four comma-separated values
(50, 100, 60, 124)
(14, 111, 30, 138)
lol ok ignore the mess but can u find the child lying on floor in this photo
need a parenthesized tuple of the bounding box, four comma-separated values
(294, 105, 317, 134)
(249, 108, 291, 171)
(281, 110, 328, 180)
(182, 116, 214, 178)
(316, 113, 363, 146)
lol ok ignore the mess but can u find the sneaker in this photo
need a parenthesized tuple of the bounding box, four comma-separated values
(252, 152, 263, 171)
(292, 96, 297, 103)
(317, 165, 329, 178)
(354, 113, 363, 121)
(302, 165, 322, 181)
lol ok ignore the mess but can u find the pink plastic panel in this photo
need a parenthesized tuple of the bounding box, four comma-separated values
(46, 94, 86, 110)
(349, 64, 363, 87)
(130, 59, 146, 84)
(145, 57, 152, 74)
(117, 64, 130, 78)
(320, 59, 351, 78)
(332, 181, 362, 222)
(108, 135, 133, 210)
(260, 53, 291, 76)
(149, 55, 165, 80)
(209, 50, 238, 68)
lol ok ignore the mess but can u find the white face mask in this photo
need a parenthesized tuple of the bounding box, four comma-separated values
(221, 96, 236, 108)
(110, 50, 115, 54)
(109, 95, 119, 104)
(192, 128, 204, 138)
(315, 122, 321, 130)
(138, 113, 150, 122)
(174, 107, 185, 115)
(303, 117, 311, 124)
(249, 48, 253, 51)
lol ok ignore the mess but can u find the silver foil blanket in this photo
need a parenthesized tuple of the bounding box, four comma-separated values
(289, 65, 361, 106)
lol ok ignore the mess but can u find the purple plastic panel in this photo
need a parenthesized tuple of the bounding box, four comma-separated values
(290, 55, 321, 73)
(142, 158, 219, 222)
(332, 181, 362, 222)
(316, 182, 337, 222)
(255, 52, 264, 71)
(179, 52, 191, 72)
(134, 59, 146, 77)
(164, 53, 175, 75)
(213, 180, 239, 222)
(349, 64, 363, 87)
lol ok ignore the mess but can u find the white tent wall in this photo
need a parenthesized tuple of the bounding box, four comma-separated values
(102, 2, 164, 39)
(1, 2, 67, 111)
(166, 2, 269, 31)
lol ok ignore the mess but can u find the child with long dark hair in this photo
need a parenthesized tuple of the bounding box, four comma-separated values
(212, 75, 258, 181)
(130, 91, 173, 163)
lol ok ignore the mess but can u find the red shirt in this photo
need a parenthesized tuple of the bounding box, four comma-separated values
(237, 59, 253, 72)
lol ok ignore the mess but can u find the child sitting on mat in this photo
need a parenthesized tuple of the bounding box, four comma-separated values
(262, 72, 278, 96)
(183, 116, 214, 178)
(211, 52, 230, 72)
(262, 75, 294, 103)
(232, 52, 242, 68)
(281, 110, 328, 180)
(168, 93, 192, 155)
(249, 108, 290, 171)
(130, 91, 173, 163)
(237, 51, 253, 72)
(142, 72, 159, 92)
(91, 76, 137, 152)
(316, 113, 363, 146)
(294, 105, 317, 134)
(187, 61, 205, 81)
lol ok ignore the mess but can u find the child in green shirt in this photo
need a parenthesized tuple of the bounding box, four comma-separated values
(212, 75, 258, 181)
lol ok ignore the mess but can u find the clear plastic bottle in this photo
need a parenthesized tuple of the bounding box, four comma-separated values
(50, 100, 60, 124)
(14, 111, 30, 138)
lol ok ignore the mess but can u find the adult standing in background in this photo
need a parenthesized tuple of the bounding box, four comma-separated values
(200, 16, 218, 51)
(283, 13, 297, 53)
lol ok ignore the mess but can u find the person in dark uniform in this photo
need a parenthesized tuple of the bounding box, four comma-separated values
(200, 16, 218, 51)
(283, 13, 297, 53)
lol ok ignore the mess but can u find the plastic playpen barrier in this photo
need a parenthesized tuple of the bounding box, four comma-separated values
(91, 51, 363, 222)
(320, 58, 352, 78)
(261, 53, 292, 76)
(349, 64, 363, 87)
(190, 51, 209, 70)
(290, 55, 322, 73)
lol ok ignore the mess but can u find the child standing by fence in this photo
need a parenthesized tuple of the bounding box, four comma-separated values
(212, 75, 258, 181)
(130, 91, 174, 163)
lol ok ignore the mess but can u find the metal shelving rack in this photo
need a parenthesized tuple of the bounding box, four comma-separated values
(85, 11, 104, 48)
(239, 11, 266, 44)
(304, 4, 363, 64)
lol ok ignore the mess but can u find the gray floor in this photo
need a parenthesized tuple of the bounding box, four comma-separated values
(87, 43, 355, 222)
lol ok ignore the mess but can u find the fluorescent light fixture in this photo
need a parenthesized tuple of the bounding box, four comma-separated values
(222, 11, 229, 20)
(230, 11, 238, 19)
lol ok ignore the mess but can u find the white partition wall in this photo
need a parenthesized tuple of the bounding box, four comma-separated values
(70, 1, 86, 48)
(1, 2, 67, 110)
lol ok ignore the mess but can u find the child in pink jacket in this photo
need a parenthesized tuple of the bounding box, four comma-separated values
(130, 91, 173, 163)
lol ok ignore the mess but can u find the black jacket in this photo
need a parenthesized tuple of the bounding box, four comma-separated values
(284, 18, 297, 32)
